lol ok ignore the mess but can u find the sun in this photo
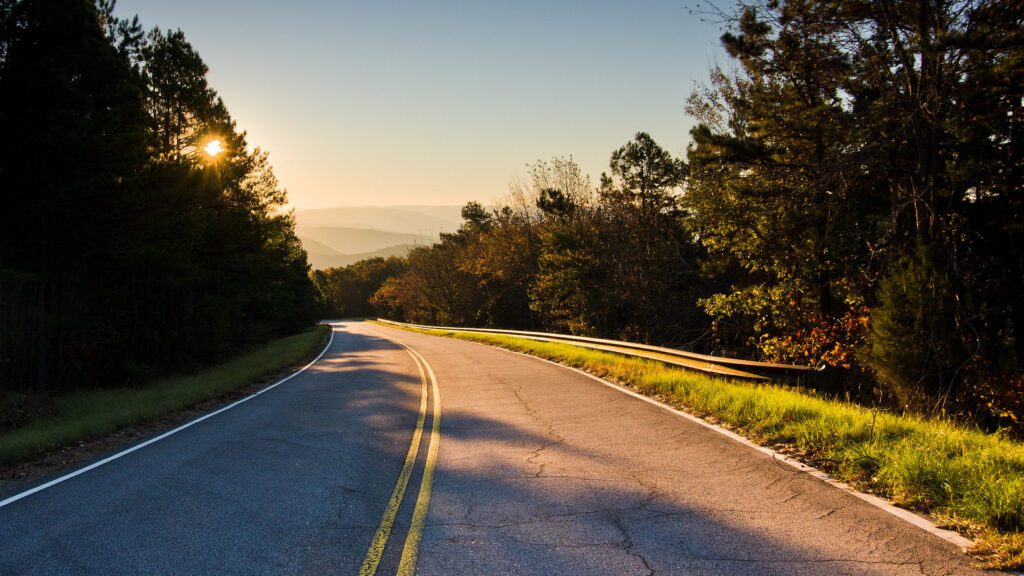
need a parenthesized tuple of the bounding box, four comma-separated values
(203, 139, 225, 157)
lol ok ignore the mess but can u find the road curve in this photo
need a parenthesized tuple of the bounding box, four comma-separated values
(0, 322, 426, 575)
(0, 321, 1003, 575)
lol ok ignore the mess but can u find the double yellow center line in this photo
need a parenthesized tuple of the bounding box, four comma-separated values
(359, 329, 441, 576)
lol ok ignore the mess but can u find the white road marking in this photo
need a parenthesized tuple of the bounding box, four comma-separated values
(0, 325, 336, 509)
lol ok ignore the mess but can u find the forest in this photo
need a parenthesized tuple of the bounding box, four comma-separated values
(315, 0, 1023, 431)
(0, 0, 319, 396)
(0, 0, 1020, 434)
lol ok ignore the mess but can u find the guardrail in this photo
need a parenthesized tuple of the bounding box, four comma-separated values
(376, 319, 826, 385)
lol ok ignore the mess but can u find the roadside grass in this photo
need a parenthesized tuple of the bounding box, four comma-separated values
(0, 324, 330, 466)
(396, 325, 1024, 569)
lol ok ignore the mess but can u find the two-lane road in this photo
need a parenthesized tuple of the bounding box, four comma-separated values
(0, 321, 999, 575)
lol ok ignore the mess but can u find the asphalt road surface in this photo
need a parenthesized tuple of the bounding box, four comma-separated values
(0, 321, 1002, 575)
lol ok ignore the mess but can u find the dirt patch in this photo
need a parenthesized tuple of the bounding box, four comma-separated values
(0, 332, 329, 497)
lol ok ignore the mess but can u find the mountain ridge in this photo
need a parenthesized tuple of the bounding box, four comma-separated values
(294, 205, 462, 235)
(294, 205, 463, 270)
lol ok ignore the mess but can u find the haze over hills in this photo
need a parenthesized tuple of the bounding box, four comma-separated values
(301, 242, 419, 270)
(297, 237, 340, 257)
(294, 205, 462, 235)
(297, 226, 430, 254)
(297, 231, 419, 269)
(295, 205, 463, 270)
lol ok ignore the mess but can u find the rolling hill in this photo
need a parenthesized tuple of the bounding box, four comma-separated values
(302, 243, 417, 270)
(294, 205, 464, 270)
(294, 205, 461, 235)
(296, 225, 430, 255)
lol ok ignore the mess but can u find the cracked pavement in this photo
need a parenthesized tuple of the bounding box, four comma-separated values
(0, 321, 1008, 575)
(365, 322, 1003, 576)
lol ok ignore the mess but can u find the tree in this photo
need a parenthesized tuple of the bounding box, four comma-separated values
(0, 0, 148, 390)
(602, 131, 685, 218)
(685, 0, 1022, 418)
(141, 27, 230, 160)
(599, 133, 703, 343)
(0, 3, 317, 392)
(685, 1, 883, 367)
(315, 257, 405, 318)
(371, 242, 480, 325)
(459, 205, 539, 328)
(528, 139, 704, 343)
(861, 247, 967, 411)
(529, 202, 608, 335)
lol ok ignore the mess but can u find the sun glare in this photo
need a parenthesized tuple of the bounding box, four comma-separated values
(203, 139, 224, 157)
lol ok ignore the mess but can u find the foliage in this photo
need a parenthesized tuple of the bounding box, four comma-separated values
(313, 257, 406, 319)
(0, 0, 318, 393)
(371, 236, 483, 326)
(861, 246, 970, 411)
(684, 0, 1023, 422)
(370, 142, 707, 346)
(348, 0, 1024, 429)
(19, 0, 1013, 434)
(529, 204, 606, 334)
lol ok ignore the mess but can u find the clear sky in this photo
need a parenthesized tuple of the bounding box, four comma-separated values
(115, 0, 727, 209)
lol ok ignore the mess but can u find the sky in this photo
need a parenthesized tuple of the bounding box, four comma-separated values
(115, 0, 728, 209)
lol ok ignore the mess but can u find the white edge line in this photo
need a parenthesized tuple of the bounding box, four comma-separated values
(0, 324, 337, 509)
(393, 327, 975, 551)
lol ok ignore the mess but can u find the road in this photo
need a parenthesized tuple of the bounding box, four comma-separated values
(0, 321, 999, 575)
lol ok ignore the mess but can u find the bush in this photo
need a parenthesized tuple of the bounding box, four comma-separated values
(861, 246, 970, 411)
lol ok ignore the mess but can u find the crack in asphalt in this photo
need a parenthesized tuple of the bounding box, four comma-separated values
(816, 506, 844, 520)
(513, 386, 566, 478)
(778, 490, 805, 504)
(609, 510, 656, 576)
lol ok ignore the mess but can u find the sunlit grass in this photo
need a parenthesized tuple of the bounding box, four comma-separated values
(0, 325, 329, 466)
(397, 325, 1024, 568)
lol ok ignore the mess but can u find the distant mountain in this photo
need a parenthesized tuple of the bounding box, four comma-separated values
(294, 205, 464, 270)
(303, 243, 416, 270)
(390, 205, 464, 224)
(296, 226, 431, 255)
(298, 236, 341, 257)
(294, 205, 462, 235)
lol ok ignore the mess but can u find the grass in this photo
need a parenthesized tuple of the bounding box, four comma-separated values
(395, 325, 1024, 569)
(0, 324, 330, 466)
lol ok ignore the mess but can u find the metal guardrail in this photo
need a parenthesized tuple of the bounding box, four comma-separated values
(376, 319, 826, 384)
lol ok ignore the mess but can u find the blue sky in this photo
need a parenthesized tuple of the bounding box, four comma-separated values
(116, 0, 728, 208)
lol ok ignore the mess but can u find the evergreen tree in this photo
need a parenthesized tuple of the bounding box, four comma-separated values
(0, 0, 147, 389)
(0, 1, 317, 392)
(685, 0, 1022, 415)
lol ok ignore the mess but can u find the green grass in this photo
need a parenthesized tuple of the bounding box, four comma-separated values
(0, 324, 330, 466)
(397, 325, 1024, 569)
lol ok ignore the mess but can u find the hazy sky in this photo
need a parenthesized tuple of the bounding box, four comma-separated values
(115, 1, 728, 209)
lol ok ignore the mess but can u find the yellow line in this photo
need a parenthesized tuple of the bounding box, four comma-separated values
(397, 346, 441, 576)
(357, 334, 429, 576)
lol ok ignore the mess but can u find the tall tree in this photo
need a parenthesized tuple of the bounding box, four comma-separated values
(685, 0, 1023, 415)
(0, 0, 148, 389)
(0, 3, 318, 392)
(598, 133, 702, 342)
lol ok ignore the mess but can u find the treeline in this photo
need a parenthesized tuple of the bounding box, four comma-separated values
(315, 0, 1023, 429)
(0, 0, 318, 393)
